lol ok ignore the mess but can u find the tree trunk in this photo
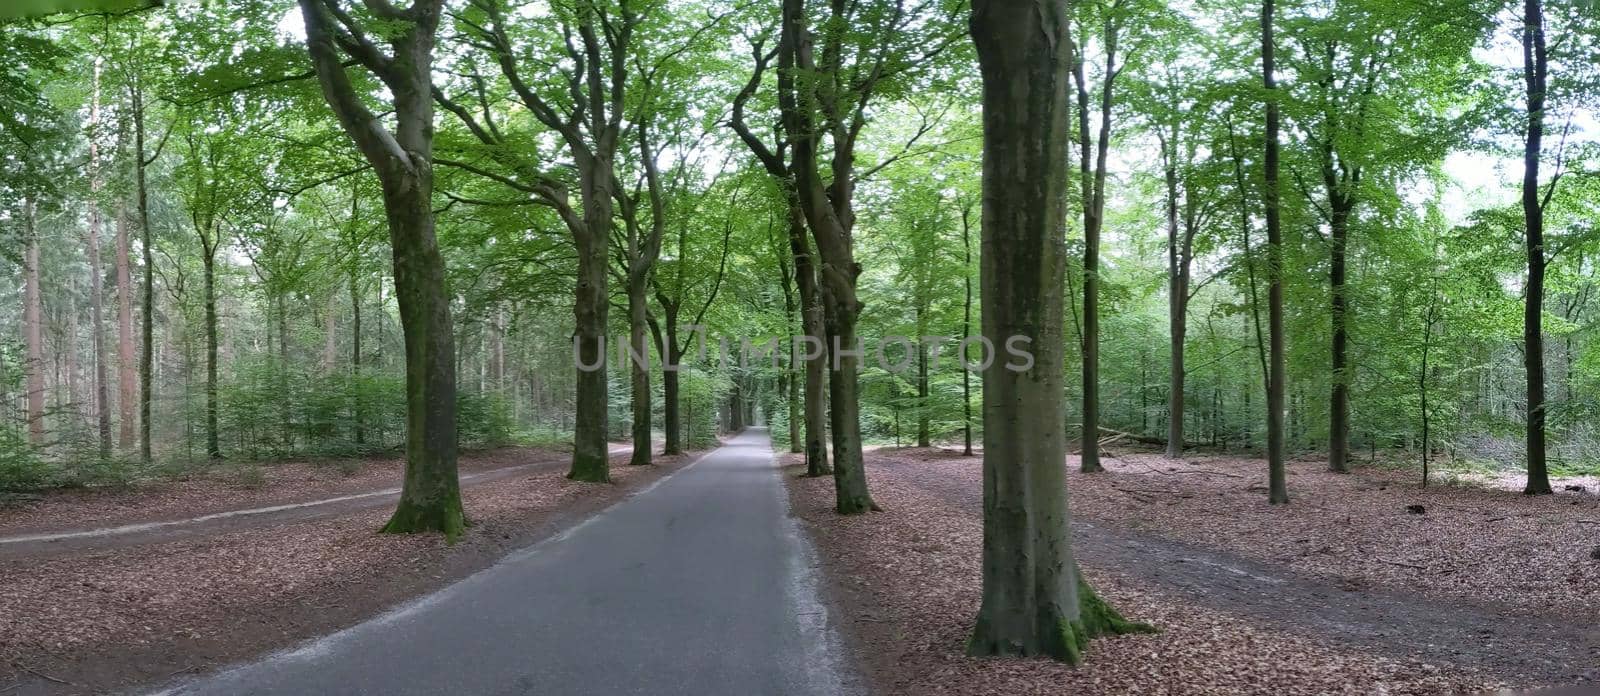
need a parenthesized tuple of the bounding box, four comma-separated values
(133, 81, 155, 467)
(961, 200, 975, 457)
(350, 271, 364, 447)
(968, 3, 1146, 662)
(779, 5, 873, 511)
(1163, 138, 1188, 460)
(299, 0, 464, 536)
(628, 272, 652, 466)
(1328, 201, 1351, 473)
(1072, 19, 1118, 474)
(202, 249, 220, 460)
(916, 307, 931, 448)
(660, 312, 682, 455)
(1521, 0, 1552, 495)
(116, 205, 136, 449)
(323, 292, 338, 374)
(23, 200, 46, 446)
(87, 68, 112, 458)
(1262, 0, 1290, 504)
(569, 164, 613, 483)
(789, 204, 831, 476)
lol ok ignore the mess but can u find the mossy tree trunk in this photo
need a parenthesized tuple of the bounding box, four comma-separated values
(968, 0, 1149, 663)
(298, 0, 464, 538)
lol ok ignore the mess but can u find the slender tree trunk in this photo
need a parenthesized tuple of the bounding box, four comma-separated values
(1163, 138, 1188, 459)
(660, 312, 682, 455)
(1328, 202, 1351, 473)
(1262, 0, 1290, 504)
(1072, 21, 1118, 473)
(961, 201, 975, 457)
(87, 69, 112, 458)
(323, 292, 338, 374)
(783, 272, 803, 454)
(23, 200, 46, 446)
(1521, 0, 1552, 495)
(350, 271, 364, 448)
(917, 309, 931, 448)
(133, 82, 155, 467)
(202, 249, 220, 460)
(789, 205, 831, 476)
(968, 4, 1146, 662)
(628, 273, 652, 466)
(116, 205, 136, 449)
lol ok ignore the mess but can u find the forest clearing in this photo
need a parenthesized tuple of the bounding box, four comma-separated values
(2, 0, 1599, 692)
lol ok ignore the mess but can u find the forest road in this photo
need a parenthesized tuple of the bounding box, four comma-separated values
(883, 457, 1600, 686)
(144, 428, 859, 696)
(0, 444, 635, 559)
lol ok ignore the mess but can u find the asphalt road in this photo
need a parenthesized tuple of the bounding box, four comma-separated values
(149, 428, 855, 696)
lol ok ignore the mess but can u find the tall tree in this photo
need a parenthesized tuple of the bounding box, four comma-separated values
(23, 200, 46, 446)
(968, 0, 1146, 661)
(1071, 0, 1127, 473)
(1262, 0, 1289, 504)
(729, 36, 831, 477)
(85, 59, 112, 458)
(298, 0, 465, 536)
(1520, 0, 1552, 496)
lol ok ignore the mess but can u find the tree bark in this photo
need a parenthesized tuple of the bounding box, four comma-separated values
(1071, 17, 1119, 474)
(299, 0, 464, 536)
(87, 64, 112, 458)
(1162, 134, 1190, 460)
(780, 0, 875, 513)
(1328, 201, 1351, 472)
(968, 1, 1146, 662)
(1262, 0, 1290, 504)
(116, 205, 136, 449)
(961, 200, 975, 457)
(23, 200, 46, 446)
(350, 270, 364, 447)
(202, 248, 220, 460)
(1521, 0, 1552, 495)
(132, 77, 155, 467)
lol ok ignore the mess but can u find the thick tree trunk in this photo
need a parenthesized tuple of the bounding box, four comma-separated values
(1262, 0, 1290, 504)
(1328, 203, 1351, 472)
(299, 0, 464, 536)
(1521, 0, 1552, 495)
(116, 205, 136, 449)
(568, 160, 613, 483)
(823, 299, 875, 513)
(23, 201, 46, 446)
(378, 180, 464, 535)
(202, 251, 220, 460)
(968, 3, 1146, 662)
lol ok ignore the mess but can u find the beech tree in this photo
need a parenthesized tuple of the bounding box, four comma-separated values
(297, 0, 465, 536)
(968, 0, 1147, 662)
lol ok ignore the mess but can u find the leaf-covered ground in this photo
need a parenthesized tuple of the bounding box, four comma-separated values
(784, 447, 1600, 694)
(0, 448, 695, 694)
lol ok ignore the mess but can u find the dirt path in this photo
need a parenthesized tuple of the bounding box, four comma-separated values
(880, 456, 1600, 686)
(0, 444, 630, 559)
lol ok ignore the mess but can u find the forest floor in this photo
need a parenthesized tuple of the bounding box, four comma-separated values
(0, 441, 697, 695)
(784, 446, 1600, 695)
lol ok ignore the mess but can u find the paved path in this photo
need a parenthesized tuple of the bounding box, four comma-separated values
(148, 429, 855, 696)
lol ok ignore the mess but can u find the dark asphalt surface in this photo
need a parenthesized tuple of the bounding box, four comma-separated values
(148, 429, 855, 696)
